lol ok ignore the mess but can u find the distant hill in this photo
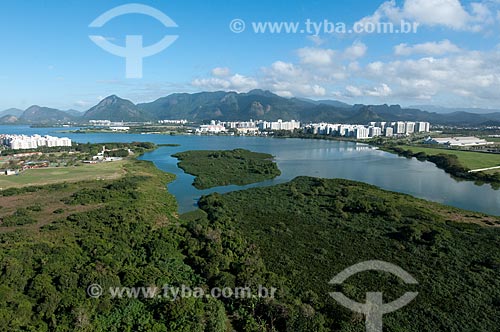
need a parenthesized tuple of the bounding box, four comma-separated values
(64, 109, 84, 117)
(137, 90, 353, 121)
(137, 89, 302, 121)
(296, 97, 351, 108)
(83, 95, 151, 122)
(19, 105, 75, 124)
(0, 115, 19, 124)
(410, 105, 500, 114)
(136, 90, 500, 125)
(0, 108, 24, 117)
(68, 91, 500, 125)
(3, 90, 500, 125)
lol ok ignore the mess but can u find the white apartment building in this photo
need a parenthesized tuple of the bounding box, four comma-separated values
(405, 122, 416, 135)
(196, 124, 226, 134)
(395, 122, 406, 134)
(416, 122, 430, 132)
(304, 121, 430, 139)
(258, 119, 300, 131)
(1, 134, 72, 150)
(369, 126, 382, 137)
(354, 126, 370, 139)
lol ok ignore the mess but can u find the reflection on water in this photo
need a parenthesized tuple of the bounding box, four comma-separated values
(139, 137, 500, 216)
(0, 126, 498, 215)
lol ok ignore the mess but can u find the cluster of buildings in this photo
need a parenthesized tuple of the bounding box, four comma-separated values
(305, 121, 431, 139)
(424, 136, 494, 147)
(195, 120, 429, 138)
(196, 119, 301, 134)
(83, 146, 126, 164)
(0, 134, 72, 150)
(88, 120, 113, 126)
(158, 119, 188, 125)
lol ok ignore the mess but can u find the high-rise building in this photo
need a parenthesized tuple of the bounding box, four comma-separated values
(416, 122, 430, 132)
(405, 122, 416, 135)
(354, 126, 369, 139)
(395, 122, 406, 134)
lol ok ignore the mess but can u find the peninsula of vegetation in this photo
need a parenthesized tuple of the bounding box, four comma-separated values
(172, 148, 281, 189)
(185, 176, 500, 331)
(383, 145, 500, 189)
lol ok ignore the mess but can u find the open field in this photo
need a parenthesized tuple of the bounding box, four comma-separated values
(398, 145, 500, 170)
(484, 137, 500, 142)
(0, 161, 126, 189)
(0, 182, 104, 233)
(481, 136, 500, 143)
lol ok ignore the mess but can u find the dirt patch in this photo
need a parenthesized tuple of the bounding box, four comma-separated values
(0, 184, 104, 233)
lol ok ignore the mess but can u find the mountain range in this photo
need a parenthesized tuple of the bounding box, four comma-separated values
(2, 90, 500, 126)
(409, 105, 500, 115)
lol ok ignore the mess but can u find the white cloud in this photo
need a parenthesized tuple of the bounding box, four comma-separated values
(344, 41, 367, 59)
(346, 85, 363, 97)
(471, 2, 495, 24)
(191, 39, 500, 107)
(360, 50, 500, 102)
(267, 61, 303, 78)
(274, 90, 294, 97)
(366, 83, 393, 97)
(297, 47, 335, 66)
(211, 67, 231, 77)
(357, 0, 496, 31)
(394, 39, 461, 56)
(343, 83, 392, 97)
(403, 0, 470, 29)
(267, 82, 327, 97)
(307, 35, 326, 46)
(192, 73, 258, 92)
(74, 100, 90, 107)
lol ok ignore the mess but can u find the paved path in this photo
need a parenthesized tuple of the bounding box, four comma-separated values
(469, 166, 500, 173)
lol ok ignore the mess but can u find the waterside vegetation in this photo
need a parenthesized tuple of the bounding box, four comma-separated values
(173, 148, 281, 189)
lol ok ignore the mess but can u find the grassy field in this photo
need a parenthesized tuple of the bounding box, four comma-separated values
(0, 182, 104, 232)
(0, 161, 126, 189)
(398, 145, 500, 170)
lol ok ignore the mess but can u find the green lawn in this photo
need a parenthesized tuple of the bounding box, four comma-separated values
(484, 137, 500, 143)
(0, 161, 126, 189)
(398, 145, 500, 170)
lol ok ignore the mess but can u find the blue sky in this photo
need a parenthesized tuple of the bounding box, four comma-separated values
(0, 0, 499, 111)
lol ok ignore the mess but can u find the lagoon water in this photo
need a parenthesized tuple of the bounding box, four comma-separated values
(2, 125, 500, 215)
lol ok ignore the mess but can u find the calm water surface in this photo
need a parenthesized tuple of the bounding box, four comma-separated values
(1, 125, 499, 215)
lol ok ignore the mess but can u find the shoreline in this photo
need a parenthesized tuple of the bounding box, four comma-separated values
(381, 145, 500, 189)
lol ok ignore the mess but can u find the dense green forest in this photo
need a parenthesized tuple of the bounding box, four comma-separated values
(0, 160, 230, 331)
(0, 150, 499, 331)
(188, 177, 500, 331)
(172, 149, 281, 189)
